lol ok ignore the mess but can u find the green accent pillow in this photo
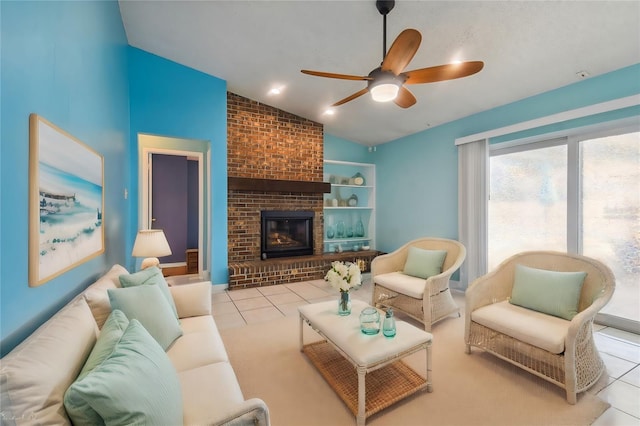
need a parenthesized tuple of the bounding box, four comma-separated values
(108, 285, 183, 350)
(79, 309, 129, 380)
(510, 264, 587, 320)
(119, 266, 178, 318)
(403, 247, 447, 279)
(64, 310, 130, 425)
(64, 320, 183, 426)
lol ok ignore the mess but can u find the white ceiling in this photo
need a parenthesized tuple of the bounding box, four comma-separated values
(119, 0, 640, 146)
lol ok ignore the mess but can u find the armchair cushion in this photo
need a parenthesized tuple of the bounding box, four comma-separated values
(374, 271, 426, 299)
(510, 264, 587, 320)
(403, 247, 447, 279)
(471, 300, 570, 354)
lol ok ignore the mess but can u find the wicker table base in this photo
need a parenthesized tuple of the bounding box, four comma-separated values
(303, 341, 427, 421)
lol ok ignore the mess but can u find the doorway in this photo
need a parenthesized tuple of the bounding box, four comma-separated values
(138, 135, 209, 278)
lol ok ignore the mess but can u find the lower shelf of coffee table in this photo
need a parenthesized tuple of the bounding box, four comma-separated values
(302, 340, 427, 420)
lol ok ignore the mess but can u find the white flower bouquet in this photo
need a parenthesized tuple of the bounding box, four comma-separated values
(324, 261, 362, 293)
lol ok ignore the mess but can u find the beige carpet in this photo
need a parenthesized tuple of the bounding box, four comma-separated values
(220, 312, 610, 426)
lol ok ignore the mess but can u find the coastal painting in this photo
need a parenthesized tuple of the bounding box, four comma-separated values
(29, 114, 104, 286)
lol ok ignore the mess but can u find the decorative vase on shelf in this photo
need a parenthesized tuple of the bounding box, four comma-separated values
(346, 226, 354, 238)
(336, 221, 345, 238)
(338, 291, 351, 316)
(352, 172, 366, 186)
(383, 308, 396, 337)
(355, 219, 365, 238)
(326, 225, 335, 239)
(360, 307, 380, 334)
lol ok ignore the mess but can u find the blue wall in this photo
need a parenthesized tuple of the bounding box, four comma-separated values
(0, 0, 130, 355)
(375, 63, 640, 253)
(324, 133, 371, 163)
(128, 48, 228, 284)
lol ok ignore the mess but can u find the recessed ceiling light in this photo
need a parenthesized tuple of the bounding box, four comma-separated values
(268, 87, 283, 95)
(323, 108, 336, 116)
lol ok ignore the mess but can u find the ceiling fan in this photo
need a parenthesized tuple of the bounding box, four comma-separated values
(301, 0, 484, 108)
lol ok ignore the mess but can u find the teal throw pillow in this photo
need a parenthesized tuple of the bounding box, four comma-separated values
(119, 266, 178, 318)
(79, 309, 129, 380)
(64, 310, 130, 425)
(510, 264, 587, 320)
(64, 319, 183, 426)
(108, 285, 183, 350)
(403, 247, 447, 279)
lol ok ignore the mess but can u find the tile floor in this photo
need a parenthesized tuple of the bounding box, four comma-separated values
(210, 275, 640, 425)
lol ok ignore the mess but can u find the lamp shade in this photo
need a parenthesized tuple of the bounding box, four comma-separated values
(132, 229, 172, 269)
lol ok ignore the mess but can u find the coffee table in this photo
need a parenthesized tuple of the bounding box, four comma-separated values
(299, 300, 432, 425)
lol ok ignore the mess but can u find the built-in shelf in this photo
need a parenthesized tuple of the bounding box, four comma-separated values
(323, 160, 376, 253)
(228, 177, 331, 194)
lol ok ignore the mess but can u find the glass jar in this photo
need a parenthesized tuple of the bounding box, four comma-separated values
(383, 308, 396, 338)
(359, 307, 380, 335)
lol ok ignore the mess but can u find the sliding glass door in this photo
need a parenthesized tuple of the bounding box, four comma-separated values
(580, 132, 639, 325)
(488, 128, 639, 329)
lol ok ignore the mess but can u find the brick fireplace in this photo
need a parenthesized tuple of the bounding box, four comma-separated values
(227, 93, 377, 289)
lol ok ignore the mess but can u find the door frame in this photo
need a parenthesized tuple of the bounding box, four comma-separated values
(140, 146, 204, 275)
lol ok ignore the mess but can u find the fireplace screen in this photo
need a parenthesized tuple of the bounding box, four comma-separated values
(261, 211, 313, 259)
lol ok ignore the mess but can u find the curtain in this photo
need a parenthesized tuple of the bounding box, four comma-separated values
(457, 139, 488, 288)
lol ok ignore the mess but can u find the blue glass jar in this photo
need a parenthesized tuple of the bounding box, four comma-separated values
(360, 307, 380, 335)
(383, 308, 396, 338)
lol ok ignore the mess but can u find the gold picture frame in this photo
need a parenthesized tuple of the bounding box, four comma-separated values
(29, 114, 105, 287)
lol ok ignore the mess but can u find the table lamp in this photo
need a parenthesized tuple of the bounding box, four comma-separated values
(132, 229, 172, 270)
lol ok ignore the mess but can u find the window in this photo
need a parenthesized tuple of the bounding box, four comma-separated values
(488, 127, 639, 324)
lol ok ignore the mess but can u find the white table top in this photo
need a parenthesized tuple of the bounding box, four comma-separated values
(299, 300, 432, 367)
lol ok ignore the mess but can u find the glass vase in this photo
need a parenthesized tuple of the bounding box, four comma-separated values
(355, 219, 365, 237)
(336, 221, 345, 238)
(383, 308, 397, 338)
(359, 307, 380, 335)
(338, 291, 351, 316)
(326, 225, 335, 239)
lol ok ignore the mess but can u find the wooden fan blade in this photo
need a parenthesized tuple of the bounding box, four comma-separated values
(394, 86, 416, 108)
(301, 70, 371, 81)
(381, 29, 422, 75)
(332, 88, 370, 107)
(404, 61, 484, 85)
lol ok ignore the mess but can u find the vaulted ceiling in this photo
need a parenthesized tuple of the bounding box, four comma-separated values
(119, 1, 640, 145)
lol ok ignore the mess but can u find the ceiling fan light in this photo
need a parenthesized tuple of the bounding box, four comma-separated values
(370, 83, 399, 102)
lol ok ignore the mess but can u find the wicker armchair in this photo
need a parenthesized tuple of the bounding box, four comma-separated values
(372, 237, 466, 332)
(465, 251, 615, 404)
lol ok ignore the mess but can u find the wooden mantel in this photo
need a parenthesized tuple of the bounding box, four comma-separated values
(228, 177, 331, 194)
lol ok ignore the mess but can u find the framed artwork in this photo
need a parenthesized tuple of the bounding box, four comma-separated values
(29, 114, 104, 287)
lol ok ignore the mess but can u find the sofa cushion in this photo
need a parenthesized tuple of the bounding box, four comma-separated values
(510, 264, 587, 320)
(119, 266, 178, 318)
(374, 271, 426, 299)
(83, 264, 128, 329)
(108, 285, 183, 350)
(179, 362, 245, 425)
(0, 297, 97, 425)
(64, 319, 183, 425)
(169, 281, 212, 318)
(471, 300, 571, 354)
(167, 316, 228, 372)
(403, 247, 447, 279)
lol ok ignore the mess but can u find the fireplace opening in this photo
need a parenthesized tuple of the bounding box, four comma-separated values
(261, 210, 314, 259)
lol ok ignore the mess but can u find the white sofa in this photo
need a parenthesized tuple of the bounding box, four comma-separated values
(0, 265, 270, 425)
